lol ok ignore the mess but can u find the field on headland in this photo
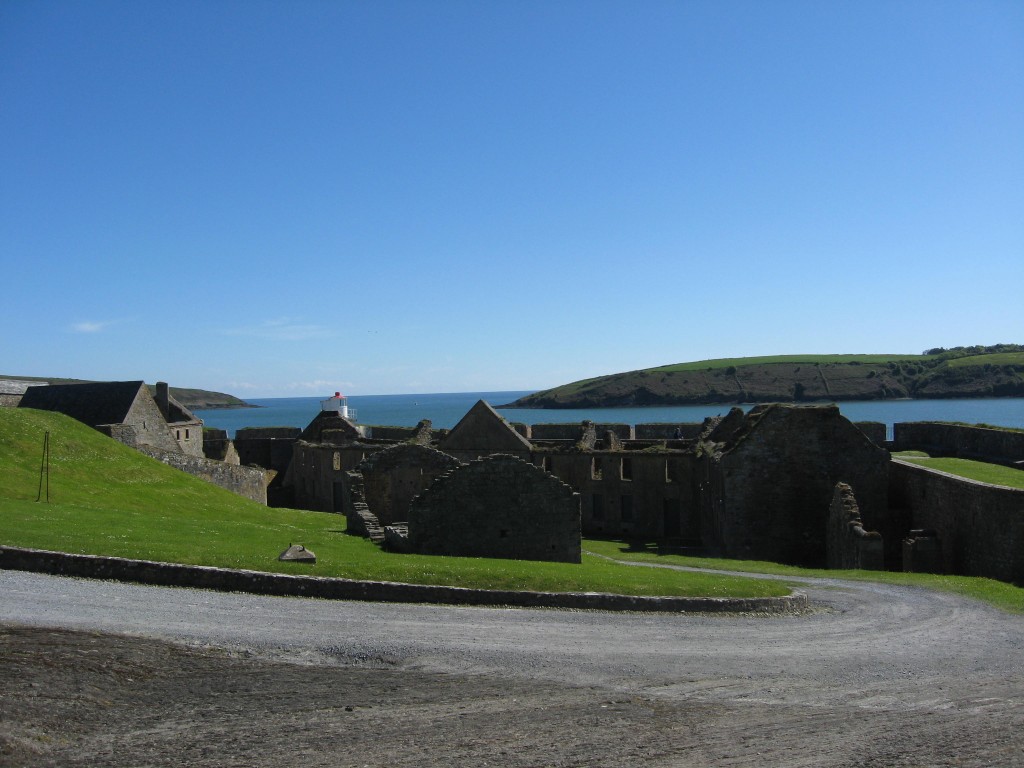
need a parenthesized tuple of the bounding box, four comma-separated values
(507, 345, 1024, 408)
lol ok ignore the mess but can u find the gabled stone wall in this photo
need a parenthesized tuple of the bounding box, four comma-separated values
(407, 454, 581, 563)
(703, 405, 890, 567)
(124, 390, 183, 454)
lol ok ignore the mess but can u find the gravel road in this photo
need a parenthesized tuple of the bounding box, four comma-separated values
(2, 567, 1022, 766)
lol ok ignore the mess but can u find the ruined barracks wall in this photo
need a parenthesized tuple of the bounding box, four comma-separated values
(530, 423, 633, 440)
(357, 443, 463, 525)
(893, 422, 1024, 466)
(703, 405, 890, 567)
(826, 482, 884, 570)
(202, 429, 240, 465)
(407, 454, 581, 563)
(291, 441, 391, 512)
(234, 427, 300, 470)
(889, 459, 1024, 583)
(634, 423, 703, 440)
(538, 451, 698, 541)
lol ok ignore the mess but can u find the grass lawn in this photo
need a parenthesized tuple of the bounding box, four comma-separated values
(583, 539, 1024, 614)
(895, 454, 1024, 489)
(0, 408, 787, 599)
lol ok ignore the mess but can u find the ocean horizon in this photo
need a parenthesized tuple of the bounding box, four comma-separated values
(194, 391, 1024, 439)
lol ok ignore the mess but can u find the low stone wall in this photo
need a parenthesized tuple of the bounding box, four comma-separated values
(138, 446, 267, 505)
(0, 545, 809, 614)
(889, 459, 1024, 582)
(893, 422, 1024, 465)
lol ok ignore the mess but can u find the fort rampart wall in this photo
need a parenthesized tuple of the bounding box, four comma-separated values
(889, 459, 1024, 583)
(893, 422, 1024, 466)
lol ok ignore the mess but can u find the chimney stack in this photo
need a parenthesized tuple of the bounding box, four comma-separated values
(156, 381, 170, 419)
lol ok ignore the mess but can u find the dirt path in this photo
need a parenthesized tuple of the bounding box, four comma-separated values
(1, 569, 1022, 766)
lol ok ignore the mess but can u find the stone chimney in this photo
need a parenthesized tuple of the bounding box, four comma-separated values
(155, 381, 170, 419)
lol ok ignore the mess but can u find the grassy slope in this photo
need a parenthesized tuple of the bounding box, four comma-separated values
(0, 408, 786, 598)
(896, 455, 1024, 489)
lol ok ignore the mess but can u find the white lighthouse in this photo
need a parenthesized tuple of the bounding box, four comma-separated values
(320, 391, 356, 420)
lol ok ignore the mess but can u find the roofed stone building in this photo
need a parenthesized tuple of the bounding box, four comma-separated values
(18, 380, 202, 455)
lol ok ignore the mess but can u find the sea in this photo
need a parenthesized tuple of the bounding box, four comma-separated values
(194, 392, 1024, 440)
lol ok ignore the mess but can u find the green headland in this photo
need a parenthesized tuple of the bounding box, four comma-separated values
(504, 345, 1024, 409)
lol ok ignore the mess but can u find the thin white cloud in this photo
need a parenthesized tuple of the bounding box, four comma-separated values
(221, 318, 335, 341)
(70, 320, 115, 333)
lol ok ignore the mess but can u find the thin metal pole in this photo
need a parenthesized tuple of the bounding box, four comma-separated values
(36, 431, 50, 503)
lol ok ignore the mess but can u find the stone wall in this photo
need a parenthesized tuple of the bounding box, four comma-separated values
(854, 421, 887, 446)
(893, 422, 1024, 466)
(125, 390, 183, 454)
(704, 404, 890, 567)
(291, 441, 390, 512)
(634, 423, 703, 440)
(540, 451, 697, 541)
(889, 459, 1024, 583)
(826, 482, 883, 570)
(202, 429, 240, 465)
(408, 454, 581, 563)
(529, 423, 633, 440)
(137, 445, 268, 504)
(234, 427, 299, 501)
(356, 443, 463, 525)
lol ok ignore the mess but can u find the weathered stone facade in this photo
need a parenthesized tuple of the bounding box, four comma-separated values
(697, 404, 890, 567)
(405, 454, 581, 563)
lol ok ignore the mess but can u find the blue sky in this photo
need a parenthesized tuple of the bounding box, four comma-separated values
(2, 1, 1021, 398)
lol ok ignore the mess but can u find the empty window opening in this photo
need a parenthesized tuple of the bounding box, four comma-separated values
(592, 494, 605, 521)
(621, 457, 633, 480)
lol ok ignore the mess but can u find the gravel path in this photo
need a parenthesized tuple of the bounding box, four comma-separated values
(2, 568, 1022, 766)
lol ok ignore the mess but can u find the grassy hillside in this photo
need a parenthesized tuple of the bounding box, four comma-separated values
(0, 408, 786, 598)
(505, 346, 1024, 408)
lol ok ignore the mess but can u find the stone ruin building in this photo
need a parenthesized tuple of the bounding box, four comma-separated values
(10, 379, 1022, 582)
(278, 399, 1023, 582)
(282, 400, 890, 568)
